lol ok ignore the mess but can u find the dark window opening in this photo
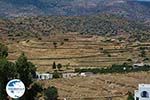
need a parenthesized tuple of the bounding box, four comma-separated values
(136, 97, 139, 100)
(141, 91, 149, 98)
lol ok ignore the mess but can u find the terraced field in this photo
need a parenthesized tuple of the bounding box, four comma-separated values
(2, 33, 150, 99)
(6, 33, 150, 72)
(39, 71, 150, 100)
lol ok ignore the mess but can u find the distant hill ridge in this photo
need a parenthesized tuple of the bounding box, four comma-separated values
(0, 14, 149, 42)
(0, 0, 150, 20)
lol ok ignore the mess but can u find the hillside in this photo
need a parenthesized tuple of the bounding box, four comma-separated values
(0, 0, 150, 20)
(39, 72, 150, 100)
(0, 14, 150, 41)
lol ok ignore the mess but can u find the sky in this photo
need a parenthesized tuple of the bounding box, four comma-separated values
(137, 0, 150, 1)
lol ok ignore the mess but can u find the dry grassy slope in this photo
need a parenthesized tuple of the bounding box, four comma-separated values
(39, 71, 150, 100)
(2, 33, 150, 100)
(5, 33, 150, 72)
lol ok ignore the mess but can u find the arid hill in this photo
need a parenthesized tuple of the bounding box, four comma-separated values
(0, 14, 150, 41)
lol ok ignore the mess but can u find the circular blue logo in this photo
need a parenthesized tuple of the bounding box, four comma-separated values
(6, 79, 25, 99)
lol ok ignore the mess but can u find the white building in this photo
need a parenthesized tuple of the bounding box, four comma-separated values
(80, 72, 94, 77)
(36, 72, 53, 80)
(134, 84, 150, 100)
(62, 72, 78, 78)
(133, 63, 144, 69)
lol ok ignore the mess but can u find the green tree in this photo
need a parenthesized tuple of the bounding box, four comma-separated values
(53, 42, 57, 49)
(0, 58, 17, 100)
(53, 71, 61, 79)
(0, 43, 8, 58)
(0, 44, 40, 100)
(52, 61, 56, 69)
(16, 53, 36, 100)
(127, 91, 134, 100)
(140, 50, 146, 57)
(143, 57, 149, 61)
(26, 83, 43, 100)
(57, 63, 62, 71)
(44, 86, 58, 100)
(127, 59, 132, 62)
(16, 53, 36, 87)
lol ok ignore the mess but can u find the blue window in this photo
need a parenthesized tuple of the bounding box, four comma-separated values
(141, 91, 149, 98)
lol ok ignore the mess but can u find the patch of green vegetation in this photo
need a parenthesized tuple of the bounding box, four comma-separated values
(127, 91, 134, 100)
(44, 86, 58, 100)
(0, 43, 38, 99)
(75, 63, 150, 74)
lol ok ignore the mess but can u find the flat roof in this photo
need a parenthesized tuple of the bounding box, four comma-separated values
(139, 84, 150, 88)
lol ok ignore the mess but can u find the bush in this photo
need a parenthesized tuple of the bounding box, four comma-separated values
(127, 59, 132, 61)
(44, 86, 58, 100)
(127, 91, 134, 100)
(27, 83, 43, 100)
(0, 43, 8, 58)
(53, 71, 61, 78)
(57, 63, 62, 71)
(108, 54, 111, 57)
(75, 63, 150, 74)
(143, 57, 149, 61)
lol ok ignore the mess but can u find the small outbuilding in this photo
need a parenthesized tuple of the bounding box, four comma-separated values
(36, 72, 53, 80)
(80, 72, 94, 77)
(133, 63, 144, 69)
(62, 72, 78, 78)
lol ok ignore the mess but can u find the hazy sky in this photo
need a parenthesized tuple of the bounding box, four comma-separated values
(137, 0, 150, 1)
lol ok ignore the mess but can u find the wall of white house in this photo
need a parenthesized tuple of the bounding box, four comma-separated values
(134, 84, 150, 100)
(36, 73, 53, 80)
